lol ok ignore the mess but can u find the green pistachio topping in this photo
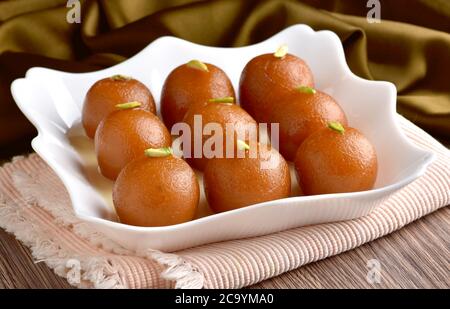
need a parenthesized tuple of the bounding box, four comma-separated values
(144, 147, 173, 158)
(115, 101, 142, 109)
(208, 97, 235, 104)
(237, 139, 250, 151)
(186, 60, 209, 72)
(110, 74, 132, 81)
(296, 86, 316, 94)
(274, 44, 288, 58)
(328, 121, 345, 134)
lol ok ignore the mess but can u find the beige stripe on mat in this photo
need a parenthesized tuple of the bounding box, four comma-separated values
(0, 115, 448, 288)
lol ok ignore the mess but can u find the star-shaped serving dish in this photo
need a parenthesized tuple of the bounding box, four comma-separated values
(11, 25, 434, 252)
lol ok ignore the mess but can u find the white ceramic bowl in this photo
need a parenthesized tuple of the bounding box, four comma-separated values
(11, 24, 434, 252)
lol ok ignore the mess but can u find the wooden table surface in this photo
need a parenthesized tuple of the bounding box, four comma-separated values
(0, 206, 448, 289)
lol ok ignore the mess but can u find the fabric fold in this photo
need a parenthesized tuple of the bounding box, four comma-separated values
(0, 0, 449, 151)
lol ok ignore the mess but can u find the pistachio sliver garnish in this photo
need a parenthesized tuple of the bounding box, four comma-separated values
(111, 74, 132, 81)
(328, 121, 345, 134)
(208, 97, 235, 104)
(186, 60, 209, 72)
(296, 86, 316, 94)
(115, 101, 142, 109)
(274, 44, 288, 58)
(144, 147, 173, 158)
(237, 139, 250, 151)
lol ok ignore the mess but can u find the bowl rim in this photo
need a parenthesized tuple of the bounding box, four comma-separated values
(10, 24, 436, 233)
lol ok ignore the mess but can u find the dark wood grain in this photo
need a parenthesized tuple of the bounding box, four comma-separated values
(0, 229, 72, 289)
(0, 207, 448, 289)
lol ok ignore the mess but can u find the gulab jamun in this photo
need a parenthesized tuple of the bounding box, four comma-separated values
(161, 60, 235, 129)
(269, 86, 348, 161)
(95, 103, 171, 180)
(113, 147, 199, 227)
(239, 45, 314, 123)
(82, 75, 156, 138)
(294, 122, 378, 195)
(203, 141, 291, 213)
(182, 97, 258, 171)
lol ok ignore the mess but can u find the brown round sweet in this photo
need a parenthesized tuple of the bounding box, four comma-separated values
(203, 143, 291, 213)
(239, 53, 314, 123)
(294, 124, 378, 195)
(95, 108, 171, 180)
(269, 89, 348, 161)
(182, 100, 258, 171)
(113, 154, 199, 227)
(82, 75, 156, 138)
(161, 61, 235, 130)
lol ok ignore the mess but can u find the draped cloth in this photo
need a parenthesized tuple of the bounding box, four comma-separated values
(0, 0, 449, 152)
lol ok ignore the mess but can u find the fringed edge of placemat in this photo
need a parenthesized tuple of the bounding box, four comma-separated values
(0, 195, 124, 288)
(144, 250, 204, 289)
(0, 155, 204, 289)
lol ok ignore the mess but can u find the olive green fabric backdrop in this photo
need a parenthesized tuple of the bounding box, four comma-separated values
(1, 0, 449, 157)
